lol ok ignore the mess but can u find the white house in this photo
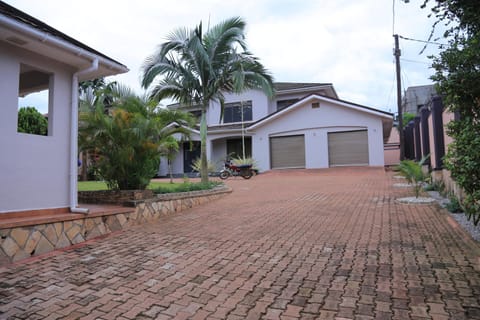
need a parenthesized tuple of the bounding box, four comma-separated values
(159, 83, 393, 175)
(0, 2, 128, 213)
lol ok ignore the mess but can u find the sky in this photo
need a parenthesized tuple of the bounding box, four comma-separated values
(9, 0, 446, 114)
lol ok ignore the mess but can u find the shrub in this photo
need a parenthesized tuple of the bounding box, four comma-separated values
(152, 181, 222, 194)
(396, 155, 429, 198)
(446, 195, 462, 213)
(191, 158, 216, 174)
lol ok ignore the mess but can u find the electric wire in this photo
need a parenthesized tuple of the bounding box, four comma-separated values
(400, 58, 431, 65)
(398, 35, 446, 47)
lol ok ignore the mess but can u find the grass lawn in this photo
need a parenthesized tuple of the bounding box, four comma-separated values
(78, 180, 221, 193)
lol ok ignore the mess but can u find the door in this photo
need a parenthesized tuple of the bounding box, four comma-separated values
(328, 130, 369, 166)
(270, 135, 305, 169)
(183, 141, 201, 173)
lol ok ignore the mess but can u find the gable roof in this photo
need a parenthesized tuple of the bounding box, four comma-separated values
(274, 82, 332, 91)
(249, 93, 392, 129)
(274, 82, 338, 99)
(247, 93, 393, 141)
(0, 1, 128, 79)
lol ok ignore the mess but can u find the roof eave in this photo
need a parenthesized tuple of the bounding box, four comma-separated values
(248, 94, 393, 130)
(0, 8, 128, 79)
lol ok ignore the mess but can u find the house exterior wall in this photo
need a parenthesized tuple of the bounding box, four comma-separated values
(250, 100, 386, 171)
(402, 85, 436, 115)
(0, 43, 73, 213)
(206, 90, 270, 125)
(269, 89, 331, 114)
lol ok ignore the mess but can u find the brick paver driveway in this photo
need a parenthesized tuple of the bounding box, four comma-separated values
(1, 168, 480, 320)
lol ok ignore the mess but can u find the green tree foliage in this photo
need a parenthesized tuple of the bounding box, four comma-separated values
(159, 136, 179, 183)
(141, 17, 274, 183)
(17, 107, 48, 136)
(422, 0, 480, 224)
(79, 83, 195, 190)
(403, 112, 416, 128)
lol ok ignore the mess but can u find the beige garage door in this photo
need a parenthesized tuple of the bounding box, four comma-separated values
(270, 135, 305, 169)
(328, 130, 369, 166)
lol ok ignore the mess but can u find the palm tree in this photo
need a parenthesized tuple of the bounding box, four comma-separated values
(141, 17, 274, 183)
(79, 83, 195, 189)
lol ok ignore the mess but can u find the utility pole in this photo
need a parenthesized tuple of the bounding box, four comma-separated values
(394, 34, 405, 161)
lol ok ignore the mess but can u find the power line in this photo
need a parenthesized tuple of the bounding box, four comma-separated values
(400, 58, 431, 65)
(398, 35, 446, 46)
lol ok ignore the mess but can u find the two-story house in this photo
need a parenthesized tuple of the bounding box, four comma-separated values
(158, 82, 393, 176)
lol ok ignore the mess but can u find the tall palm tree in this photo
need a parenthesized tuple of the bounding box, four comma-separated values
(141, 17, 274, 183)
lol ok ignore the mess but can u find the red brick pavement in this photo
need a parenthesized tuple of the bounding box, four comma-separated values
(1, 167, 480, 319)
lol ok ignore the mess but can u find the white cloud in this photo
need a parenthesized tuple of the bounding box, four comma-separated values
(6, 0, 445, 113)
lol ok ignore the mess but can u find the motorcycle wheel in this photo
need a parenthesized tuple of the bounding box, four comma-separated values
(241, 170, 253, 179)
(219, 170, 230, 180)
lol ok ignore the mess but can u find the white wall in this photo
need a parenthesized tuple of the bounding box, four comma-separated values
(211, 139, 227, 171)
(251, 99, 386, 171)
(0, 43, 74, 212)
(269, 89, 331, 114)
(206, 89, 270, 125)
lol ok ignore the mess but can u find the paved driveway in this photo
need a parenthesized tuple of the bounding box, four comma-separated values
(1, 168, 480, 320)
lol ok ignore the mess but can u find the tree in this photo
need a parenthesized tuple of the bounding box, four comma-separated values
(78, 78, 109, 181)
(159, 136, 179, 184)
(141, 17, 274, 183)
(403, 112, 416, 128)
(422, 0, 480, 224)
(79, 83, 195, 190)
(17, 107, 48, 136)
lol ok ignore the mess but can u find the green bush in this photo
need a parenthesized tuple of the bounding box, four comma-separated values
(152, 181, 222, 194)
(446, 195, 462, 213)
(396, 155, 429, 198)
(191, 158, 216, 174)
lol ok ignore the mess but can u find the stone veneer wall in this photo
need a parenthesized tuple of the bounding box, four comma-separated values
(79, 189, 154, 204)
(0, 187, 231, 266)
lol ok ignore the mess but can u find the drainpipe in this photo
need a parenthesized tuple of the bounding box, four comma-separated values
(70, 59, 98, 214)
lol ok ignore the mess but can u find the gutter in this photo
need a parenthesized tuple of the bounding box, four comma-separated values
(0, 14, 129, 214)
(0, 15, 128, 75)
(69, 59, 99, 214)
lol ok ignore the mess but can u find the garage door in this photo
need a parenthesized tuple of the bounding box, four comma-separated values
(328, 130, 369, 166)
(270, 135, 305, 169)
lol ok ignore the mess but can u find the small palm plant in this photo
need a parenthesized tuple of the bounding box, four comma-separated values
(191, 158, 216, 175)
(396, 155, 430, 198)
(231, 156, 259, 174)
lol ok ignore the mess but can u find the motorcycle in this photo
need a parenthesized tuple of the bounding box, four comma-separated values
(219, 161, 254, 180)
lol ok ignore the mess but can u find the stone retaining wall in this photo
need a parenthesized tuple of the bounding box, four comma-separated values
(0, 187, 231, 266)
(79, 189, 154, 204)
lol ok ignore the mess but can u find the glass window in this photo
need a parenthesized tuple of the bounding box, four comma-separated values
(227, 138, 252, 159)
(223, 101, 252, 123)
(276, 99, 299, 111)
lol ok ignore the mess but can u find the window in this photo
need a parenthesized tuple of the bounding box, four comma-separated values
(276, 99, 299, 111)
(17, 64, 52, 136)
(223, 101, 252, 123)
(227, 138, 252, 159)
(189, 110, 202, 122)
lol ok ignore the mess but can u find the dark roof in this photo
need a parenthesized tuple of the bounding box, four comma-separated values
(207, 123, 251, 131)
(0, 1, 126, 68)
(274, 82, 332, 91)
